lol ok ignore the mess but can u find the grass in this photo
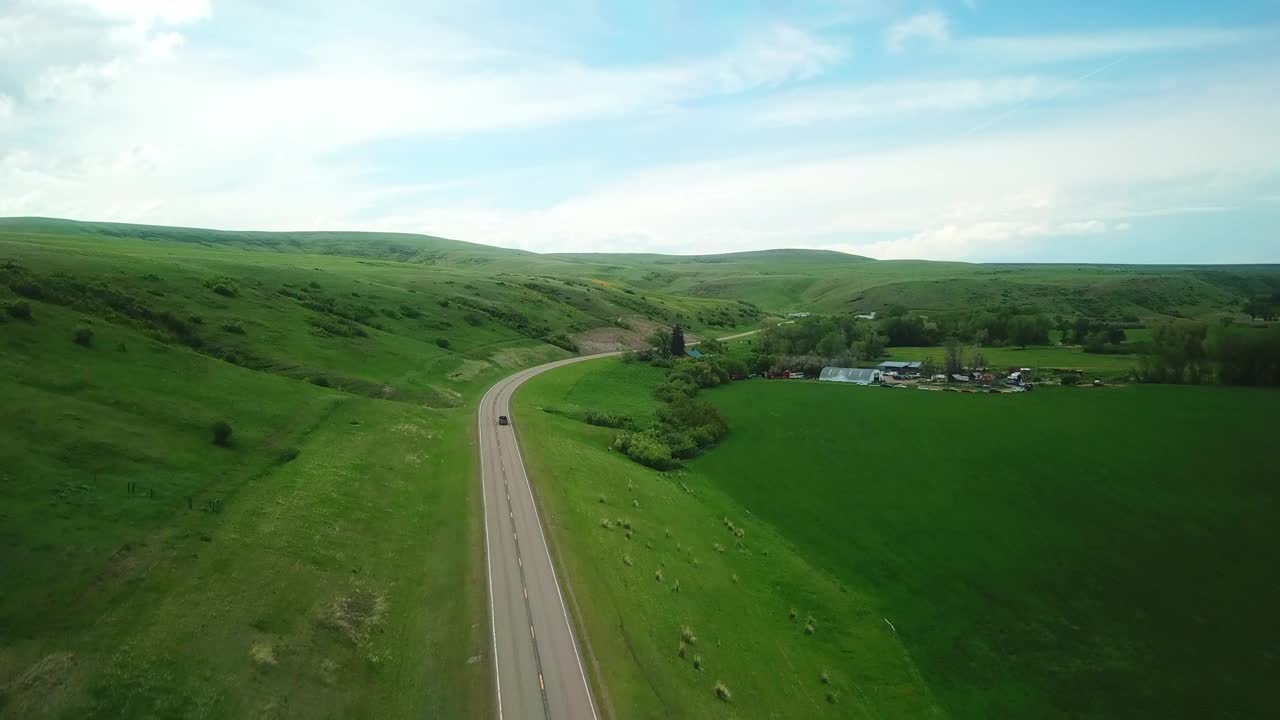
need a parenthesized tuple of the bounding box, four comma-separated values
(517, 356, 1279, 719)
(2, 216, 1277, 717)
(514, 358, 941, 719)
(0, 219, 765, 718)
(881, 344, 1138, 378)
(694, 380, 1280, 719)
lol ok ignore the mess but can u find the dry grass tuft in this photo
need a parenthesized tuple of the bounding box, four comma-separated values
(250, 641, 278, 667)
(322, 589, 387, 645)
(715, 681, 732, 702)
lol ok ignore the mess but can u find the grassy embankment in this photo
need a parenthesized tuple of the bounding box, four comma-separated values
(517, 358, 1279, 719)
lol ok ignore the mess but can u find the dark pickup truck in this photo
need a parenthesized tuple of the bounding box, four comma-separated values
(498, 415, 509, 426)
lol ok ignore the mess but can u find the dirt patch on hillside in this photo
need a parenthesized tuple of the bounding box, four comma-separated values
(575, 316, 703, 354)
(573, 326, 650, 354)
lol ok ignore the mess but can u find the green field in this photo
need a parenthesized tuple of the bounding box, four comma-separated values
(516, 359, 1280, 719)
(882, 344, 1138, 378)
(514, 360, 941, 718)
(3, 217, 1278, 717)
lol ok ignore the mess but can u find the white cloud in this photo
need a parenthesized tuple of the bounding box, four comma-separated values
(356, 75, 1280, 259)
(754, 75, 1073, 127)
(968, 27, 1269, 63)
(0, 93, 13, 117)
(886, 12, 949, 53)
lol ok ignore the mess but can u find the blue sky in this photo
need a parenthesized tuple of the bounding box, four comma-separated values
(1, 0, 1278, 261)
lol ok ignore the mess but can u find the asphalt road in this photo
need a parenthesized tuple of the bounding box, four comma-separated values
(477, 353, 620, 720)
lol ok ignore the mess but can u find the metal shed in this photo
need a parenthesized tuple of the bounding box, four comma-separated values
(819, 367, 883, 385)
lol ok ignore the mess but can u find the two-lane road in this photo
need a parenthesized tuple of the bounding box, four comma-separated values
(477, 353, 620, 720)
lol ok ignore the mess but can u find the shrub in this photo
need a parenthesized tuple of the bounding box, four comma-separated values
(399, 304, 422, 319)
(437, 299, 450, 308)
(600, 518, 611, 528)
(655, 569, 665, 583)
(310, 376, 331, 387)
(212, 420, 233, 447)
(789, 608, 798, 621)
(222, 322, 246, 335)
(73, 327, 94, 347)
(613, 430, 680, 470)
(212, 284, 235, 297)
(820, 670, 831, 685)
(826, 691, 839, 705)
(680, 625, 697, 645)
(464, 312, 483, 326)
(622, 554, 633, 567)
(435, 337, 450, 349)
(4, 301, 32, 320)
(584, 409, 631, 428)
(714, 682, 731, 702)
(189, 314, 204, 325)
(678, 641, 687, 659)
(278, 447, 300, 463)
(693, 655, 703, 671)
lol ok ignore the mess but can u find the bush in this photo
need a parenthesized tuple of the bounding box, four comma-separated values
(278, 447, 300, 463)
(614, 430, 680, 470)
(212, 284, 235, 297)
(310, 376, 331, 388)
(464, 312, 483, 326)
(212, 420, 233, 447)
(435, 337, 451, 349)
(189, 314, 205, 325)
(73, 327, 94, 347)
(222, 322, 246, 335)
(714, 682, 731, 702)
(4, 301, 32, 320)
(680, 625, 697, 645)
(584, 409, 631, 428)
(437, 299, 450, 308)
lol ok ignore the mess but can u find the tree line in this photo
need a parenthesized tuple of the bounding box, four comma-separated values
(1137, 321, 1280, 386)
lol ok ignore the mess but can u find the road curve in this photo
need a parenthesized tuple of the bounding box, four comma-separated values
(477, 352, 621, 720)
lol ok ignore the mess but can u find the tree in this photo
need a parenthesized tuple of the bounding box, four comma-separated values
(73, 327, 94, 347)
(943, 338, 964, 376)
(969, 348, 986, 371)
(816, 330, 847, 357)
(670, 324, 686, 357)
(699, 338, 726, 355)
(650, 328, 673, 357)
(212, 420, 233, 447)
(920, 355, 938, 378)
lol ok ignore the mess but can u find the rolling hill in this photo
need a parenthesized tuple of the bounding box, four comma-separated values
(0, 216, 1276, 717)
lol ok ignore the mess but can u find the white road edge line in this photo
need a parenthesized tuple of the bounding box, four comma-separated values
(477, 382, 504, 720)
(507, 360, 607, 720)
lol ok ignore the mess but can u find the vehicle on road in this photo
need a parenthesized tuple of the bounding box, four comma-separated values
(498, 415, 509, 425)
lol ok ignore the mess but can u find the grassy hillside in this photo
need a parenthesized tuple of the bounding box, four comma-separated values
(2, 216, 1276, 717)
(513, 360, 942, 719)
(0, 220, 762, 718)
(694, 381, 1279, 719)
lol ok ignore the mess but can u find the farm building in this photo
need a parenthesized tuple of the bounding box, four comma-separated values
(819, 367, 883, 385)
(876, 361, 922, 374)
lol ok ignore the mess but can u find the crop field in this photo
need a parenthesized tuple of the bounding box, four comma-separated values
(695, 381, 1280, 719)
(517, 358, 1279, 719)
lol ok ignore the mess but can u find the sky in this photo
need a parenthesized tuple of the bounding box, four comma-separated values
(1, 0, 1279, 262)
